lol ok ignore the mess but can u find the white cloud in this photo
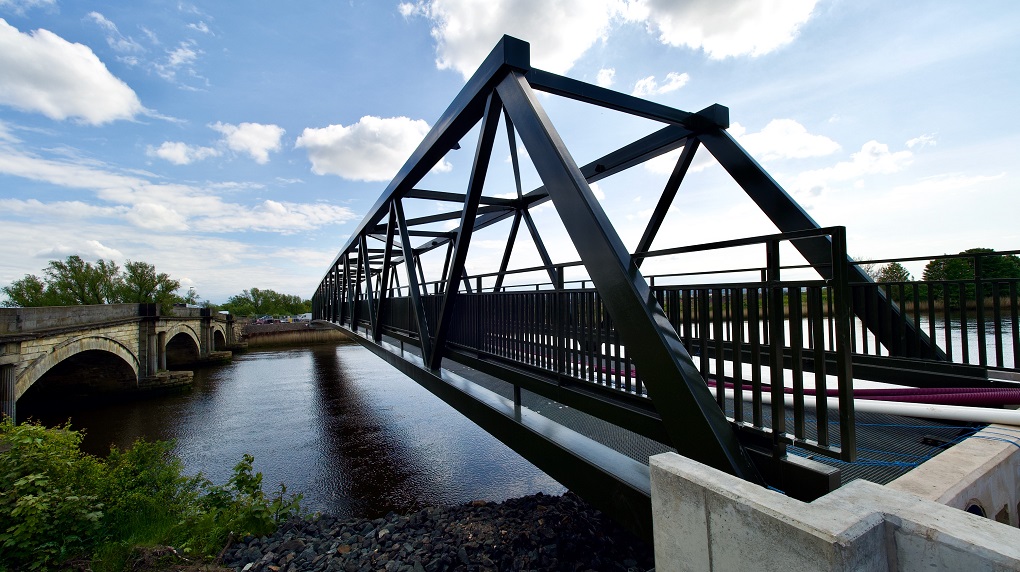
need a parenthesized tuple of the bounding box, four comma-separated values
(731, 119, 841, 161)
(627, 0, 818, 59)
(168, 41, 198, 67)
(596, 67, 615, 88)
(86, 11, 143, 53)
(0, 120, 18, 143)
(210, 121, 285, 164)
(147, 141, 221, 165)
(125, 203, 189, 230)
(36, 240, 124, 261)
(0, 0, 55, 15)
(0, 19, 144, 124)
(154, 40, 203, 84)
(0, 198, 124, 219)
(406, 0, 619, 78)
(631, 71, 689, 96)
(398, 2, 417, 17)
(790, 140, 913, 196)
(0, 141, 356, 233)
(906, 133, 937, 149)
(295, 115, 450, 182)
(188, 21, 211, 34)
(405, 0, 820, 81)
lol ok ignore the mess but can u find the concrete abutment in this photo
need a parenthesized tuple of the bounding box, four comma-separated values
(650, 424, 1020, 571)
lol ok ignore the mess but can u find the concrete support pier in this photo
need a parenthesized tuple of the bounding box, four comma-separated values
(650, 444, 1020, 571)
(1, 363, 14, 422)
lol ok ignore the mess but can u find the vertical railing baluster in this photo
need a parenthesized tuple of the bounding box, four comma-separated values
(830, 227, 855, 461)
(992, 282, 1004, 367)
(959, 282, 970, 364)
(790, 286, 805, 440)
(810, 286, 829, 447)
(1011, 281, 1019, 369)
(975, 257, 987, 367)
(732, 287, 745, 423)
(699, 289, 711, 382)
(941, 282, 953, 362)
(748, 287, 763, 428)
(712, 287, 726, 410)
(766, 239, 786, 457)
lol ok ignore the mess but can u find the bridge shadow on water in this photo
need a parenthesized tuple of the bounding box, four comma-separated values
(308, 346, 431, 518)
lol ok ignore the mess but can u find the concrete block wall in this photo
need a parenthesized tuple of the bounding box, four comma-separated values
(887, 424, 1020, 527)
(650, 452, 1020, 572)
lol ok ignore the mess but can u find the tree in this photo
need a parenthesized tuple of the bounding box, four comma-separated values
(221, 288, 311, 317)
(118, 261, 181, 312)
(852, 257, 880, 281)
(876, 262, 911, 283)
(1, 275, 54, 307)
(921, 248, 1020, 304)
(1, 256, 195, 311)
(41, 256, 121, 305)
(875, 262, 913, 303)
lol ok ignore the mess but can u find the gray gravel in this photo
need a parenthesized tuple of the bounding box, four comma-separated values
(222, 492, 654, 572)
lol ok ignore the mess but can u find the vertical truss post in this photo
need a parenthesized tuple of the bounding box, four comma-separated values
(496, 71, 761, 482)
(830, 227, 857, 460)
(428, 92, 502, 371)
(344, 253, 357, 329)
(765, 238, 787, 458)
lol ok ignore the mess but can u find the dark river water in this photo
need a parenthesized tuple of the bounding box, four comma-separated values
(22, 343, 565, 518)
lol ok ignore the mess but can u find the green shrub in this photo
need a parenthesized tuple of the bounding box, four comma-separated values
(0, 419, 302, 571)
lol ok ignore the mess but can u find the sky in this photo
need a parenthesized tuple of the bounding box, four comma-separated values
(0, 0, 1017, 303)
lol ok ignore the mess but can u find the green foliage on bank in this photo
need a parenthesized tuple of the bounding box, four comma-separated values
(219, 287, 311, 317)
(1, 256, 199, 313)
(0, 420, 302, 571)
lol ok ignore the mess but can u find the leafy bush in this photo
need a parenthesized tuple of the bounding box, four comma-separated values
(0, 420, 302, 571)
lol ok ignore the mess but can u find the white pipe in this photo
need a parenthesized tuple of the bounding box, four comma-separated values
(710, 387, 1020, 427)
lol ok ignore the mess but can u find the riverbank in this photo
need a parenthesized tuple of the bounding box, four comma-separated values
(222, 492, 654, 572)
(241, 322, 351, 348)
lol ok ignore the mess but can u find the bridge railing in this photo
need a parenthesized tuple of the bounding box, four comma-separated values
(356, 226, 857, 462)
(846, 251, 1020, 373)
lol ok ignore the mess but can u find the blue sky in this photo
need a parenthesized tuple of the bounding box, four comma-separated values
(0, 0, 1017, 303)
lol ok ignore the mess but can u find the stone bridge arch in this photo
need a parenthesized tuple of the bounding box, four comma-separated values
(211, 323, 228, 351)
(163, 322, 202, 367)
(15, 335, 140, 402)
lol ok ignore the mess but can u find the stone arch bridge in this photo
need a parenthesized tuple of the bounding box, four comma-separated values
(0, 304, 238, 421)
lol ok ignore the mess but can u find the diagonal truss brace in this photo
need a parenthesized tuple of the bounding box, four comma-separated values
(496, 70, 762, 483)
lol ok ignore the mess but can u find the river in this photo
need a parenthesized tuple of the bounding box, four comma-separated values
(20, 343, 566, 518)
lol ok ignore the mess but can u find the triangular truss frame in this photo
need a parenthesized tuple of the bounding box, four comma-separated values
(313, 36, 939, 507)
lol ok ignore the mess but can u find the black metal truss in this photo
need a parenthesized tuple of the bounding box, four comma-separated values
(313, 35, 939, 534)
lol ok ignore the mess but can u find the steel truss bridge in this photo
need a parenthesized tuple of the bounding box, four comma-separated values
(312, 37, 1019, 539)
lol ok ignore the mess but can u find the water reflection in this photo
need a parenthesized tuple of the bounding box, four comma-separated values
(18, 344, 565, 518)
(308, 347, 428, 517)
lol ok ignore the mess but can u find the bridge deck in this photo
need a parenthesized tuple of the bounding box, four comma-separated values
(370, 329, 976, 489)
